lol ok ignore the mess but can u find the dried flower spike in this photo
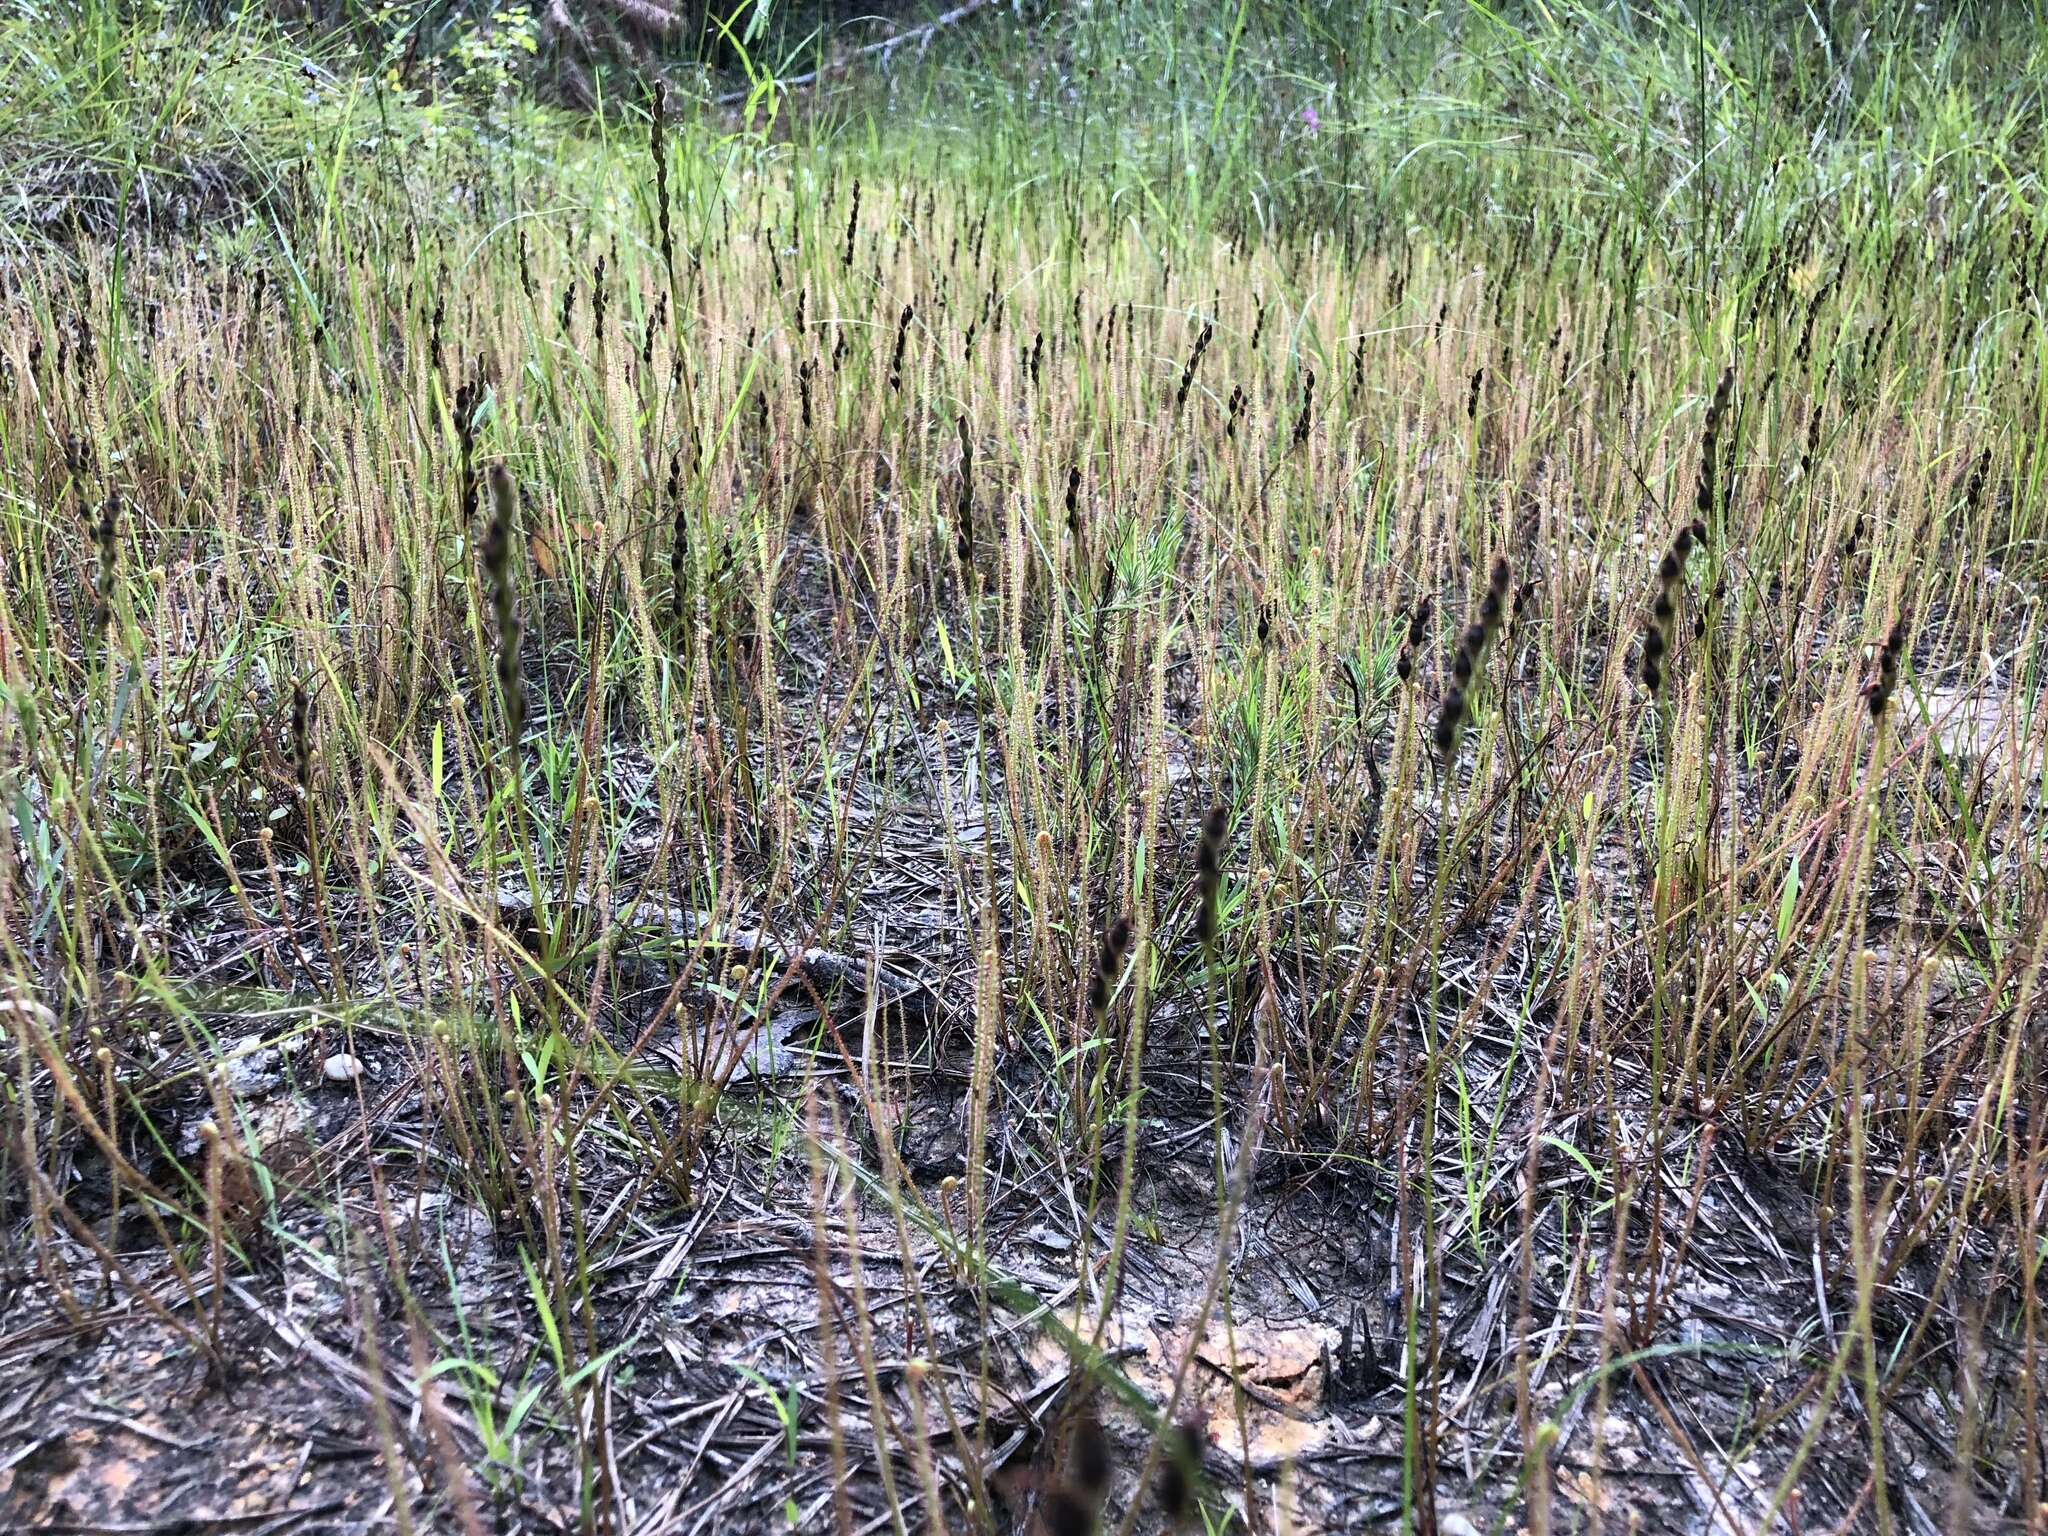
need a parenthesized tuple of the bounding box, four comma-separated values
(1868, 617, 1909, 718)
(290, 682, 315, 800)
(1405, 595, 1434, 649)
(483, 461, 526, 745)
(1090, 917, 1133, 1015)
(1433, 687, 1467, 759)
(1154, 1417, 1205, 1525)
(1041, 1485, 1095, 1536)
(1069, 1409, 1111, 1499)
(1196, 804, 1229, 947)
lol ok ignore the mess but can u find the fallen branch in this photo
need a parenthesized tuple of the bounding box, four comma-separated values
(713, 0, 999, 106)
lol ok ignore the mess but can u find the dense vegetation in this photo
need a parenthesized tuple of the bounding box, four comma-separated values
(3, 2, 2047, 1531)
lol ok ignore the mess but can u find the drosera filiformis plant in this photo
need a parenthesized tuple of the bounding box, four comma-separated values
(4, 6, 2048, 1533)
